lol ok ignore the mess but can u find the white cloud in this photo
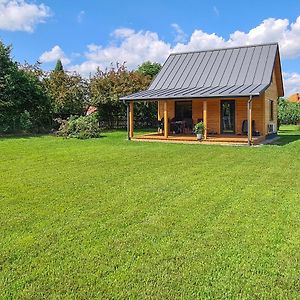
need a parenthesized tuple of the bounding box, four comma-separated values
(77, 10, 85, 23)
(39, 45, 71, 65)
(0, 0, 50, 32)
(171, 23, 187, 43)
(173, 29, 226, 53)
(67, 16, 300, 83)
(283, 72, 300, 96)
(70, 28, 171, 75)
(68, 61, 101, 77)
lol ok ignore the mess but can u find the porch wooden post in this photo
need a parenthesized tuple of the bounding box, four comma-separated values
(129, 101, 134, 139)
(247, 97, 252, 146)
(163, 100, 169, 138)
(203, 100, 207, 140)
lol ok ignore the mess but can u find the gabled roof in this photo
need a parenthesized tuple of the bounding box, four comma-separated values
(121, 43, 283, 101)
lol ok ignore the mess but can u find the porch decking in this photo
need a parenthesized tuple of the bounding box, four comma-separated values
(132, 133, 265, 145)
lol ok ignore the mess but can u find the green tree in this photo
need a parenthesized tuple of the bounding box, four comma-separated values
(137, 61, 161, 79)
(90, 63, 152, 127)
(0, 41, 50, 133)
(43, 69, 87, 119)
(278, 97, 300, 126)
(54, 59, 64, 72)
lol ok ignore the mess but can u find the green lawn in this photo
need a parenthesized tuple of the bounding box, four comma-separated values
(0, 125, 300, 299)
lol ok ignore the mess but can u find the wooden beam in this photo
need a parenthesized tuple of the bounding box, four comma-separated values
(163, 101, 168, 138)
(247, 98, 252, 146)
(203, 100, 207, 140)
(129, 101, 134, 139)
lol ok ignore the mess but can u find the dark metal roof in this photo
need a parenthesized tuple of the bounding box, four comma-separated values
(121, 43, 280, 101)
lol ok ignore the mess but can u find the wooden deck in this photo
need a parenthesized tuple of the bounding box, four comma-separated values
(132, 133, 265, 145)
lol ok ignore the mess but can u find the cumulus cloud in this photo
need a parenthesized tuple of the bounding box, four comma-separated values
(68, 61, 101, 77)
(67, 16, 300, 81)
(39, 45, 71, 65)
(283, 72, 300, 96)
(69, 28, 171, 75)
(0, 0, 50, 32)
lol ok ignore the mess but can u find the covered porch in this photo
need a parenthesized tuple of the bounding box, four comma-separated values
(127, 97, 265, 145)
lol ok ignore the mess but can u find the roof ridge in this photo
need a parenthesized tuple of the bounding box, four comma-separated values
(170, 42, 278, 56)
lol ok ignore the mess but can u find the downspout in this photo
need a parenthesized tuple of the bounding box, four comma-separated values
(123, 100, 130, 140)
(247, 95, 253, 146)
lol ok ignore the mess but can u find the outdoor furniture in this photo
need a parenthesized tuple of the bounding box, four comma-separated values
(183, 118, 193, 134)
(242, 120, 260, 136)
(170, 120, 185, 134)
(158, 118, 164, 131)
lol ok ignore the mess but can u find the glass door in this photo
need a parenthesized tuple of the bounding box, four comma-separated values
(221, 100, 235, 134)
(175, 101, 192, 120)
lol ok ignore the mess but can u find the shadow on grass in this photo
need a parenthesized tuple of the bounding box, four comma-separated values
(0, 133, 46, 141)
(272, 135, 300, 146)
(0, 133, 108, 141)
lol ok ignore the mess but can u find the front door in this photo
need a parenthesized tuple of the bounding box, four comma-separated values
(221, 100, 235, 134)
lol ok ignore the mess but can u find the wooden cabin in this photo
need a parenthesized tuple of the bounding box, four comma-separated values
(121, 43, 284, 145)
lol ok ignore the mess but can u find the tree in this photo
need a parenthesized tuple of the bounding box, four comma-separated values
(136, 61, 162, 126)
(0, 41, 51, 133)
(54, 59, 64, 72)
(278, 97, 300, 126)
(43, 69, 87, 120)
(137, 61, 161, 79)
(90, 63, 152, 127)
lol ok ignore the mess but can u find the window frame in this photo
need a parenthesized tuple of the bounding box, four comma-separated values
(269, 100, 274, 122)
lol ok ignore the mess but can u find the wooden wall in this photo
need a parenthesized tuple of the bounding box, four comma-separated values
(206, 100, 220, 134)
(264, 70, 279, 133)
(157, 96, 268, 136)
(192, 101, 203, 124)
(158, 101, 175, 120)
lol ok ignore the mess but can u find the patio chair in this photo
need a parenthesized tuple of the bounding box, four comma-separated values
(158, 118, 164, 132)
(183, 118, 193, 134)
(242, 120, 260, 136)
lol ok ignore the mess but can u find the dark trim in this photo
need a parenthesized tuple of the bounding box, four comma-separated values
(121, 95, 261, 103)
(269, 99, 274, 121)
(247, 96, 253, 146)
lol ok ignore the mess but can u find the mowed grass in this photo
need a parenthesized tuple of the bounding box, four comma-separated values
(0, 126, 299, 299)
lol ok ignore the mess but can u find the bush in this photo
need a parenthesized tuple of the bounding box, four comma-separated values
(20, 110, 33, 131)
(57, 114, 101, 139)
(278, 98, 300, 126)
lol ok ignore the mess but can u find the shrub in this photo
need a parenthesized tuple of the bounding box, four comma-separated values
(20, 110, 33, 131)
(278, 98, 300, 126)
(57, 114, 101, 139)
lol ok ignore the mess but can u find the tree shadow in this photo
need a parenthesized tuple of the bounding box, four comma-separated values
(0, 134, 45, 141)
(272, 135, 300, 146)
(0, 134, 108, 141)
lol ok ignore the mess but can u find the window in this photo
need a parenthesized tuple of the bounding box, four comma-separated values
(175, 101, 192, 120)
(269, 100, 274, 121)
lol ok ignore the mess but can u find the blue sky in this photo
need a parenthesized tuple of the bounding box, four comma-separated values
(1, 0, 300, 95)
